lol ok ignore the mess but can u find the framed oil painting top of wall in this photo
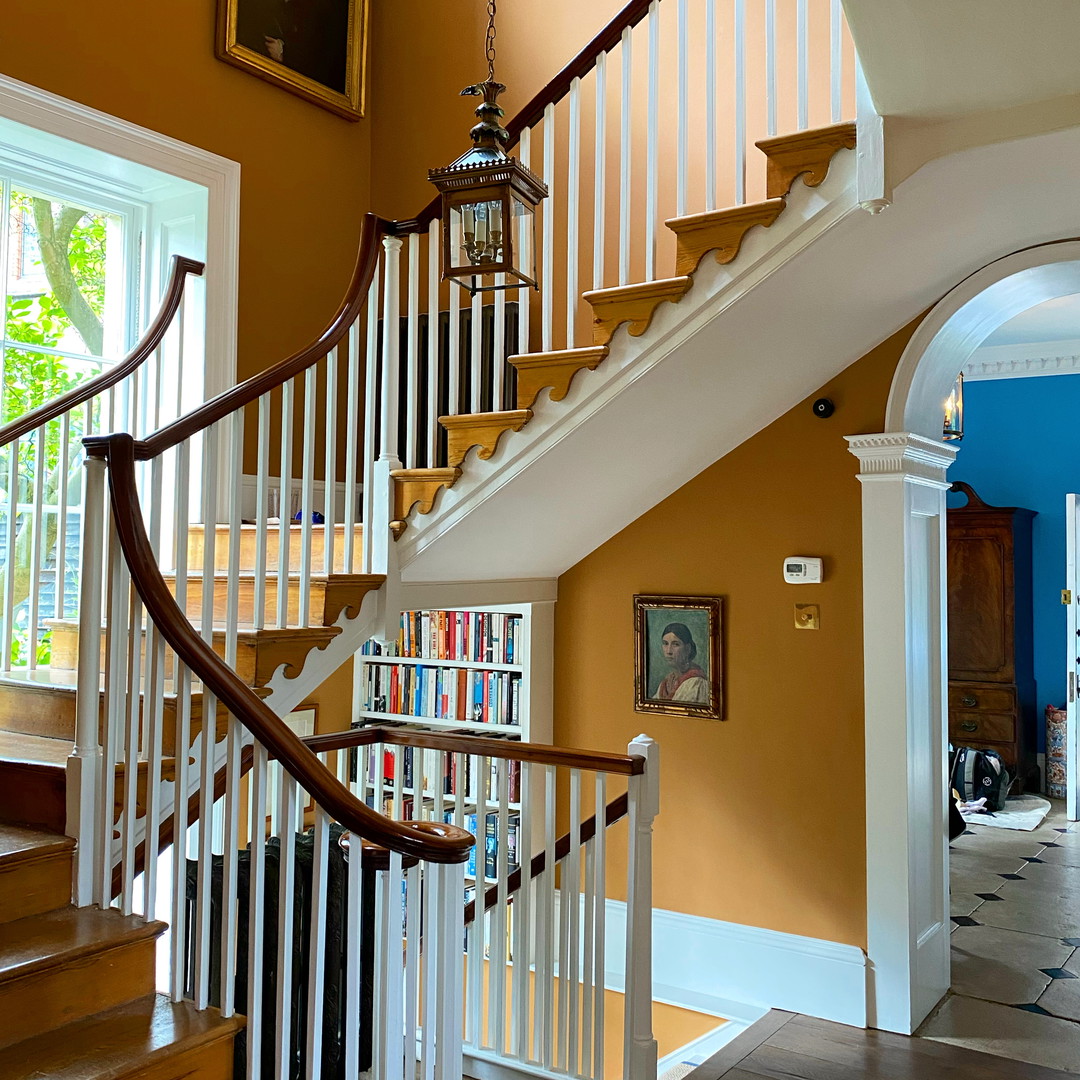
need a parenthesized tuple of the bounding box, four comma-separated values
(217, 0, 368, 120)
(634, 594, 723, 720)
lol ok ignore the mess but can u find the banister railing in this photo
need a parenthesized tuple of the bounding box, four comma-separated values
(0, 253, 202, 673)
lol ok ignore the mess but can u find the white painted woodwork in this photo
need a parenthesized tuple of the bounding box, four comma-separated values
(847, 433, 956, 1035)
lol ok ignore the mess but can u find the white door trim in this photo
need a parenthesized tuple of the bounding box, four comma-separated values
(856, 240, 1080, 1033)
(0, 72, 240, 403)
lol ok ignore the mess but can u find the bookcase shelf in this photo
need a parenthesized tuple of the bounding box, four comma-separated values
(356, 601, 552, 743)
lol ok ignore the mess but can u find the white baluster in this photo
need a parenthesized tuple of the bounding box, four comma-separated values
(734, 0, 747, 204)
(677, 0, 689, 218)
(380, 235, 404, 462)
(407, 231, 421, 467)
(275, 774, 299, 1080)
(73, 454, 106, 906)
(706, 0, 718, 212)
(427, 219, 441, 466)
(362, 275, 379, 575)
(324, 348, 338, 575)
(593, 771, 607, 1076)
(55, 411, 71, 621)
(254, 392, 271, 630)
(345, 320, 361, 573)
(567, 76, 582, 347)
(470, 290, 483, 413)
(537, 764, 556, 1066)
(493, 286, 506, 411)
(343, 816, 364, 1078)
(566, 769, 583, 1074)
(404, 860, 422, 1080)
(99, 512, 126, 907)
(277, 381, 294, 627)
(220, 710, 243, 1018)
(646, 2, 660, 281)
(623, 736, 659, 1080)
(542, 103, 555, 351)
(593, 53, 608, 290)
(0, 439, 16, 671)
(491, 756, 510, 1054)
(448, 266, 462, 417)
(247, 744, 268, 1078)
(511, 758, 532, 1061)
(27, 426, 45, 669)
(619, 28, 633, 287)
(517, 129, 533, 356)
(300, 366, 317, 625)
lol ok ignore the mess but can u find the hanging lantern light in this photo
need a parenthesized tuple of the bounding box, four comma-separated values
(943, 370, 964, 441)
(428, 0, 547, 294)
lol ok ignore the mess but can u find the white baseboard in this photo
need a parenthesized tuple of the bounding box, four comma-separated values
(603, 900, 867, 1030)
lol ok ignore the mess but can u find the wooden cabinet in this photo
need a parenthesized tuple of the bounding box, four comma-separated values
(947, 482, 1037, 790)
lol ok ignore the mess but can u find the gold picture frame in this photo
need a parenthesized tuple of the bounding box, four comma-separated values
(633, 594, 723, 720)
(216, 0, 368, 121)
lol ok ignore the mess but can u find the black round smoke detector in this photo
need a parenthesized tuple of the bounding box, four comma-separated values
(812, 397, 835, 419)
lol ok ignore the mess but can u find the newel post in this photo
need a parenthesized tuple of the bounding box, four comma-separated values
(68, 453, 106, 906)
(624, 734, 659, 1080)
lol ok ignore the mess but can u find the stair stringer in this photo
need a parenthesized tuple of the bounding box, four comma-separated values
(394, 120, 1080, 584)
(395, 150, 859, 583)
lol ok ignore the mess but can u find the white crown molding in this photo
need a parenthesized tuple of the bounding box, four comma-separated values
(964, 338, 1080, 381)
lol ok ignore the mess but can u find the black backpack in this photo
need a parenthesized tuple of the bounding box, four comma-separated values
(951, 746, 1012, 812)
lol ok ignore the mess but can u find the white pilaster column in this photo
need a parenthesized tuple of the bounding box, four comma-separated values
(846, 433, 957, 1034)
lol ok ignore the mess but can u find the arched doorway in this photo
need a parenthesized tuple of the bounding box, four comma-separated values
(848, 241, 1080, 1035)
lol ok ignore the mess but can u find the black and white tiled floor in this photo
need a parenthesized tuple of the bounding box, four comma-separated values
(917, 800, 1080, 1073)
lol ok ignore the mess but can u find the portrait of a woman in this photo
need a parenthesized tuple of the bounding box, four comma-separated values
(654, 623, 709, 703)
(634, 595, 723, 719)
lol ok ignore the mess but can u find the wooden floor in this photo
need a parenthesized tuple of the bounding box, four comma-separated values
(692, 1010, 1077, 1079)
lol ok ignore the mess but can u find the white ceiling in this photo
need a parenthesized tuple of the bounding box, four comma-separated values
(982, 294, 1080, 348)
(843, 1, 1080, 119)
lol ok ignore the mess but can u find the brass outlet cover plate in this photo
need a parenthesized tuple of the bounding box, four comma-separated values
(795, 604, 820, 630)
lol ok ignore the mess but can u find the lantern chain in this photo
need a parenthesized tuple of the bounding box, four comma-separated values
(486, 0, 498, 82)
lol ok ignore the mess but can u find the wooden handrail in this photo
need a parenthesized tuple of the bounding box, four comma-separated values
(0, 254, 204, 447)
(85, 431, 472, 865)
(394, 0, 657, 233)
(133, 213, 388, 460)
(304, 724, 645, 776)
(464, 792, 629, 925)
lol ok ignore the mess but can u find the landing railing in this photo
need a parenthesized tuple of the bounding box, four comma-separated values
(0, 254, 202, 672)
(299, 725, 660, 1080)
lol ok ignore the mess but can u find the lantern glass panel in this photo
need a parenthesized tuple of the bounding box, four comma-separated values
(511, 191, 536, 286)
(450, 197, 506, 271)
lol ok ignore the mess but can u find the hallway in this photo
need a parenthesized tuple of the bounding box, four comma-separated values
(917, 800, 1080, 1072)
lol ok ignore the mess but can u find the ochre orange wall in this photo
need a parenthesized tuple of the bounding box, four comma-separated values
(0, 0, 373, 394)
(553, 319, 922, 949)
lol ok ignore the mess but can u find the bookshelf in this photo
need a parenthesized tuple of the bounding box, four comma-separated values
(353, 601, 553, 888)
(356, 602, 552, 741)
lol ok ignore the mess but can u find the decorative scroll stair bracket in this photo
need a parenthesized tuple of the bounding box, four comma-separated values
(162, 571, 383, 626)
(47, 619, 342, 688)
(0, 822, 243, 1078)
(666, 199, 786, 277)
(440, 409, 534, 469)
(510, 347, 611, 409)
(583, 277, 694, 347)
(756, 121, 857, 199)
(392, 467, 463, 518)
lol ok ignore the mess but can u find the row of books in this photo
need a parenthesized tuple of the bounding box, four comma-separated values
(354, 738, 523, 803)
(361, 663, 521, 726)
(446, 811, 521, 881)
(361, 610, 524, 665)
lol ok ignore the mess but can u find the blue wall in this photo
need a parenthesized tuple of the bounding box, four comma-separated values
(945, 374, 1080, 751)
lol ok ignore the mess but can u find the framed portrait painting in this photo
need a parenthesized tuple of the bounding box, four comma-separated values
(217, 0, 368, 120)
(633, 594, 723, 720)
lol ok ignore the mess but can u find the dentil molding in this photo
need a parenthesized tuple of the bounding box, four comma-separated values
(845, 432, 958, 484)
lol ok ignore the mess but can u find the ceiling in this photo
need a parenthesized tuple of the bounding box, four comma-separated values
(982, 295, 1080, 348)
(843, 1, 1080, 119)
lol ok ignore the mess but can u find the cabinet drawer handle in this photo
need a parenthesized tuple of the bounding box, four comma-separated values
(960, 720, 978, 732)
(961, 695, 978, 708)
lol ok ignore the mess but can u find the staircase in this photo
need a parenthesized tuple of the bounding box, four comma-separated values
(0, 822, 242, 1078)
(0, 1, 866, 1076)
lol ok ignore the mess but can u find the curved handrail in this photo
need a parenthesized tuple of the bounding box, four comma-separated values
(85, 432, 473, 865)
(0, 254, 204, 447)
(135, 213, 387, 460)
(394, 0, 657, 233)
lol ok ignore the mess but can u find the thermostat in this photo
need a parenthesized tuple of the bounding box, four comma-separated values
(784, 557, 823, 584)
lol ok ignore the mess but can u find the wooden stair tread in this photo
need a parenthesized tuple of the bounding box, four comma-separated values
(755, 120, 857, 198)
(391, 468, 462, 518)
(582, 276, 693, 346)
(0, 992, 243, 1080)
(439, 410, 534, 469)
(0, 824, 74, 866)
(508, 347, 610, 409)
(665, 198, 786, 275)
(0, 907, 166, 983)
(0, 730, 71, 767)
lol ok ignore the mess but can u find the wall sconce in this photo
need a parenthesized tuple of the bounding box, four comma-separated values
(943, 371, 964, 441)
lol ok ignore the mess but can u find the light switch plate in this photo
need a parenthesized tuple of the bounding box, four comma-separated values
(794, 604, 820, 630)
